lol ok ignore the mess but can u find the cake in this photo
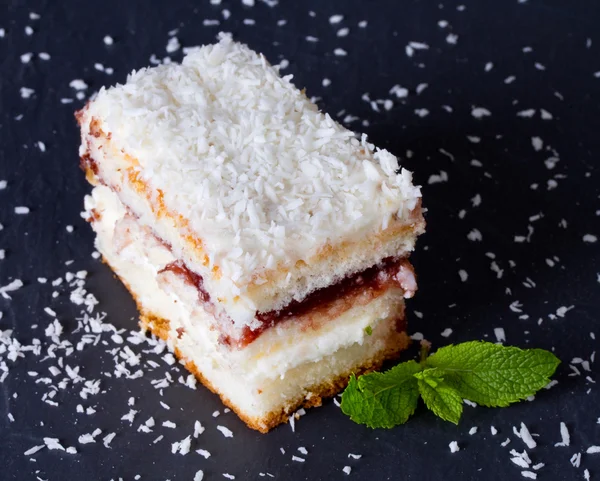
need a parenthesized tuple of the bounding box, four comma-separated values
(76, 34, 425, 432)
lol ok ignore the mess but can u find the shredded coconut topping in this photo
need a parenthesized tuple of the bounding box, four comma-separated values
(79, 34, 422, 325)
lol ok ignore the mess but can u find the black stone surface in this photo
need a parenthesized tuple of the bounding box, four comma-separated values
(1, 1, 599, 480)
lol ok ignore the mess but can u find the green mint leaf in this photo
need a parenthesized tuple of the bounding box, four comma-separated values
(364, 326, 373, 336)
(426, 341, 560, 407)
(341, 360, 421, 428)
(414, 369, 463, 424)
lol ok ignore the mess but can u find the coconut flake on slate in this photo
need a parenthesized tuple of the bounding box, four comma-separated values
(471, 107, 491, 118)
(24, 445, 45, 456)
(521, 472, 537, 479)
(494, 328, 506, 343)
(217, 425, 233, 438)
(446, 33, 458, 44)
(441, 328, 453, 337)
(196, 449, 211, 459)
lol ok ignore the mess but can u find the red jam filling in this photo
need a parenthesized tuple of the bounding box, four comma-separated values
(161, 257, 412, 348)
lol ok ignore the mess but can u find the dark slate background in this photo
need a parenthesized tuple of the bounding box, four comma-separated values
(1, 0, 599, 480)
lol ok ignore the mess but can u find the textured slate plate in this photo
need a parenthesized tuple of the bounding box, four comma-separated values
(1, 1, 599, 480)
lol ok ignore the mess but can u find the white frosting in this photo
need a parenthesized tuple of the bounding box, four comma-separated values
(79, 34, 422, 327)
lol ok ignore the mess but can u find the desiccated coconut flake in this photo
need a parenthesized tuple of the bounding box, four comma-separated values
(428, 170, 448, 184)
(24, 445, 45, 456)
(441, 328, 453, 337)
(196, 449, 211, 459)
(103, 432, 116, 448)
(171, 435, 192, 455)
(217, 425, 233, 438)
(0, 279, 24, 299)
(342, 466, 352, 475)
(467, 229, 483, 241)
(494, 328, 506, 343)
(69, 79, 88, 90)
(531, 137, 543, 151)
(521, 472, 537, 479)
(166, 37, 180, 53)
(78, 433, 96, 444)
(20, 87, 35, 99)
(511, 456, 530, 469)
(446, 33, 458, 44)
(449, 441, 460, 453)
(390, 85, 408, 98)
(518, 423, 537, 449)
(43, 437, 65, 451)
(471, 107, 491, 118)
(517, 109, 536, 118)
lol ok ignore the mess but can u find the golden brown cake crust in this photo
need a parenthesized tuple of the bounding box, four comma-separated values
(101, 254, 410, 433)
(140, 312, 410, 433)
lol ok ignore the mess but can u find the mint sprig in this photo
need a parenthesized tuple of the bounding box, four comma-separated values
(341, 341, 560, 428)
(414, 369, 463, 424)
(343, 361, 420, 428)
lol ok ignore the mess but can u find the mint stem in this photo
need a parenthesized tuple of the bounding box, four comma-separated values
(419, 340, 431, 364)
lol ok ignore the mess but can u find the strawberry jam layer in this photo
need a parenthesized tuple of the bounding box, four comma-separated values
(160, 257, 416, 348)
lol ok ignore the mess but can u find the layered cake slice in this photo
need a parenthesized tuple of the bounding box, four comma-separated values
(77, 34, 425, 432)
